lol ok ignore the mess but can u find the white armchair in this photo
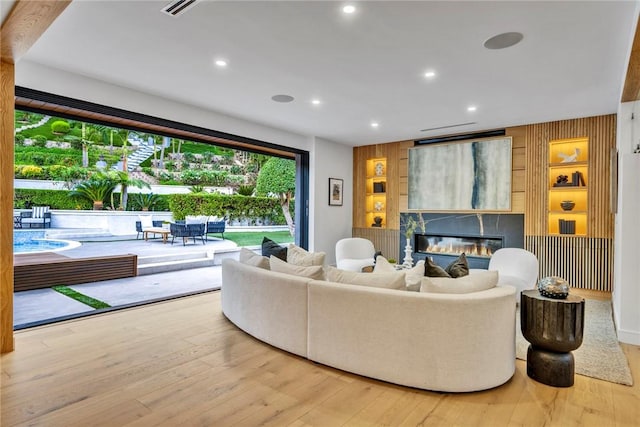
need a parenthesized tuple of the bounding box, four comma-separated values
(488, 248, 539, 302)
(335, 237, 376, 272)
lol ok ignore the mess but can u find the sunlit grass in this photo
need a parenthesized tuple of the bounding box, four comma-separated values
(222, 230, 293, 247)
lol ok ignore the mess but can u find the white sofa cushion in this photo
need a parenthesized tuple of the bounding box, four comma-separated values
(421, 270, 499, 294)
(287, 244, 326, 266)
(138, 214, 153, 229)
(239, 247, 270, 270)
(185, 215, 207, 224)
(373, 256, 425, 291)
(270, 256, 325, 280)
(326, 266, 405, 290)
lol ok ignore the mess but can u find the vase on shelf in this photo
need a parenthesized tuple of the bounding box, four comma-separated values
(402, 237, 413, 268)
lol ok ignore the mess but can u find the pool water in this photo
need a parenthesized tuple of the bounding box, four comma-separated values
(14, 230, 81, 254)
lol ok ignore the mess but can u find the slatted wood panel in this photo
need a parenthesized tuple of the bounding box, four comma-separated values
(524, 115, 616, 238)
(526, 236, 613, 292)
(14, 254, 138, 291)
(353, 227, 401, 261)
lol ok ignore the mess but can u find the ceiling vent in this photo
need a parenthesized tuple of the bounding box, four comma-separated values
(420, 122, 476, 132)
(161, 0, 199, 17)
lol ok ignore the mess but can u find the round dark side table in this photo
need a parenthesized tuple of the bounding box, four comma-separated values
(520, 289, 585, 387)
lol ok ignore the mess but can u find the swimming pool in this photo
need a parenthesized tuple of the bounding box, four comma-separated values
(14, 230, 81, 254)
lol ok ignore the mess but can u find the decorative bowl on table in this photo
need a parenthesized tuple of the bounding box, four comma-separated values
(537, 276, 570, 299)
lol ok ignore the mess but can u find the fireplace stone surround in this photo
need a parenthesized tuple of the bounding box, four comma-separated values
(400, 213, 525, 269)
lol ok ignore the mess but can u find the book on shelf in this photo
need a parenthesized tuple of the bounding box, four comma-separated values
(558, 219, 576, 235)
(571, 171, 586, 187)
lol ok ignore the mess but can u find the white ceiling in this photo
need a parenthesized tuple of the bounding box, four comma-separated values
(15, 1, 639, 146)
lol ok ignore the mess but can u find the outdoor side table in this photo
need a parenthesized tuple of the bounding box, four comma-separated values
(520, 289, 585, 387)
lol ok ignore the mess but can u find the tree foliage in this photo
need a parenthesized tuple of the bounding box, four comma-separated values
(255, 157, 296, 235)
(255, 157, 295, 197)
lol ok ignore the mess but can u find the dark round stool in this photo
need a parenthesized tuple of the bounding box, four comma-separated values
(520, 290, 585, 387)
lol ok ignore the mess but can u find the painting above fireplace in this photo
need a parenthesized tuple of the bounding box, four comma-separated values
(408, 137, 512, 211)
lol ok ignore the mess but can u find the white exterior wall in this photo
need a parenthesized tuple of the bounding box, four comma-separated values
(614, 101, 640, 345)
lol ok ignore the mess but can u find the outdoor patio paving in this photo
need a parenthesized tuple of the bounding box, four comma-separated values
(13, 236, 240, 329)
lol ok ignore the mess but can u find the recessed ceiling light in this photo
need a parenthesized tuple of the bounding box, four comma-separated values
(214, 59, 227, 67)
(271, 94, 295, 103)
(371, 122, 379, 128)
(483, 32, 524, 50)
(424, 71, 436, 78)
(467, 106, 477, 112)
(311, 99, 321, 105)
(342, 4, 356, 14)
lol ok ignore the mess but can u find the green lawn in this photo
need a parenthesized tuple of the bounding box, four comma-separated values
(223, 230, 293, 247)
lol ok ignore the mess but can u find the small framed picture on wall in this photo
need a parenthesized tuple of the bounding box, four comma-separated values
(329, 178, 343, 206)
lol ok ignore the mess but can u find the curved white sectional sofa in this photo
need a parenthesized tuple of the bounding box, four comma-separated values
(221, 258, 517, 392)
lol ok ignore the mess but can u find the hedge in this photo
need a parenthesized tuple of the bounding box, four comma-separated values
(168, 193, 293, 224)
(13, 189, 293, 221)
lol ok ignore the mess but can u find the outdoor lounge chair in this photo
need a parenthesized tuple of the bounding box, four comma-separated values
(20, 206, 52, 228)
(206, 220, 226, 241)
(135, 220, 164, 239)
(170, 222, 206, 246)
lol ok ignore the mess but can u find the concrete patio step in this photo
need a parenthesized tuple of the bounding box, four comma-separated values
(137, 251, 215, 275)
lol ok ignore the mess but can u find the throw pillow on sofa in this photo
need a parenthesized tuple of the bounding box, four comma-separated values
(326, 266, 405, 290)
(420, 270, 499, 294)
(287, 244, 326, 266)
(269, 256, 325, 280)
(445, 253, 469, 278)
(424, 257, 450, 278)
(239, 247, 270, 270)
(373, 256, 425, 291)
(262, 237, 287, 261)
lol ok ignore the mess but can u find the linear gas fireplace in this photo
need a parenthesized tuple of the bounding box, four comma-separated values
(415, 233, 504, 259)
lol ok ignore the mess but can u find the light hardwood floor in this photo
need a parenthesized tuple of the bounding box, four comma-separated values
(2, 290, 639, 426)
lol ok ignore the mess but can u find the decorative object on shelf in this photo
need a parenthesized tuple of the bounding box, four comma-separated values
(554, 174, 571, 187)
(374, 201, 384, 212)
(373, 181, 386, 193)
(560, 200, 575, 211)
(372, 216, 383, 227)
(558, 147, 581, 163)
(558, 219, 576, 234)
(374, 162, 385, 176)
(328, 177, 343, 206)
(537, 276, 570, 299)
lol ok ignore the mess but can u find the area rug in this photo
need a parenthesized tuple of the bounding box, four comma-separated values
(515, 299, 634, 386)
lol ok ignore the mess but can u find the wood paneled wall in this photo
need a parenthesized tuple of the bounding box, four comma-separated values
(523, 115, 616, 238)
(1, 60, 15, 352)
(352, 115, 616, 291)
(352, 227, 400, 262)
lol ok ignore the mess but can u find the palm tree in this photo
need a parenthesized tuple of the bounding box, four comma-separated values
(69, 176, 117, 210)
(104, 170, 151, 210)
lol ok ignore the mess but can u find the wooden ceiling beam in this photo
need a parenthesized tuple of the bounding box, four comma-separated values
(622, 16, 640, 102)
(1, 0, 71, 63)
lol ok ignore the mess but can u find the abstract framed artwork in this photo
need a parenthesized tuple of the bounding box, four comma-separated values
(408, 137, 512, 210)
(329, 178, 344, 206)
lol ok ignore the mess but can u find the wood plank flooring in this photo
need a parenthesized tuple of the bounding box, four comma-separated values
(2, 290, 639, 426)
